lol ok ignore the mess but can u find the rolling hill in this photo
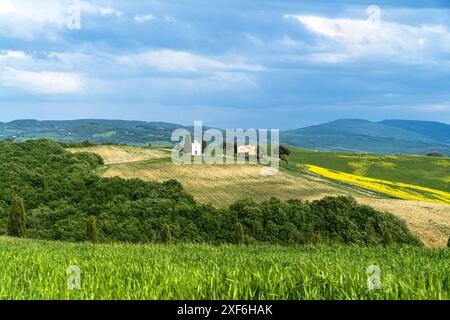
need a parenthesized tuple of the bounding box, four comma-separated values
(0, 119, 183, 145)
(1, 118, 449, 155)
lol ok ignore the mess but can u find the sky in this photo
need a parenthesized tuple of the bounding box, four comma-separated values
(0, 0, 449, 129)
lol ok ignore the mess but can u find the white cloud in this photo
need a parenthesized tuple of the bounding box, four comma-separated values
(116, 49, 266, 73)
(285, 13, 450, 64)
(245, 34, 264, 47)
(272, 35, 309, 51)
(305, 53, 350, 64)
(0, 49, 260, 95)
(0, 50, 29, 60)
(79, 1, 122, 17)
(0, 0, 122, 39)
(134, 14, 154, 23)
(415, 104, 450, 112)
(0, 0, 65, 24)
(0, 68, 84, 94)
(0, 1, 64, 39)
(164, 16, 176, 23)
(210, 72, 257, 89)
(116, 72, 257, 96)
(0, 0, 15, 15)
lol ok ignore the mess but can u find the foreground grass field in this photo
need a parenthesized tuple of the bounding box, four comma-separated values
(0, 237, 448, 300)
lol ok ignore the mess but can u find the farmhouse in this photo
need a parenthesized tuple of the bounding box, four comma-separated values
(237, 144, 257, 156)
(192, 140, 202, 156)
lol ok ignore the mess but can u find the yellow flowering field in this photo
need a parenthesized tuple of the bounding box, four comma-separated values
(305, 164, 450, 205)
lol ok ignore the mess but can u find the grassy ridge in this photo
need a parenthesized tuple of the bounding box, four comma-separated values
(0, 237, 449, 300)
(285, 149, 450, 193)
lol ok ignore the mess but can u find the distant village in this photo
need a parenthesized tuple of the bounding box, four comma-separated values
(184, 139, 258, 157)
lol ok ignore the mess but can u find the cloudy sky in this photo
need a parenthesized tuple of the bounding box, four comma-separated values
(0, 0, 449, 129)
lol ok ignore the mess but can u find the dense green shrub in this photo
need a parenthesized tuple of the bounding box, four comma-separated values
(0, 140, 421, 246)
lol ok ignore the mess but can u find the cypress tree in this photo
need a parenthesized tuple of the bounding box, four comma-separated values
(86, 216, 99, 244)
(162, 224, 172, 243)
(235, 222, 244, 245)
(311, 232, 321, 245)
(7, 196, 26, 238)
(383, 231, 393, 247)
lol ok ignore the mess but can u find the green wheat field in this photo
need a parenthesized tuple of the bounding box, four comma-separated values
(1, 237, 449, 300)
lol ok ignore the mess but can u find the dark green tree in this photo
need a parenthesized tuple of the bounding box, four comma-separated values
(311, 232, 321, 245)
(162, 224, 172, 243)
(7, 196, 27, 238)
(447, 236, 450, 248)
(383, 231, 393, 247)
(86, 216, 99, 244)
(279, 145, 291, 157)
(235, 222, 244, 244)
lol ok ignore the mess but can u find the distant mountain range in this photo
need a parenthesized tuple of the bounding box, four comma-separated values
(0, 119, 183, 146)
(1, 118, 449, 155)
(282, 119, 450, 155)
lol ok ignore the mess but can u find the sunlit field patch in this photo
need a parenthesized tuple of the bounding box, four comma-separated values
(68, 145, 169, 164)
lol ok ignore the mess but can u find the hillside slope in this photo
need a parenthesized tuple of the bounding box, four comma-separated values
(380, 120, 450, 144)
